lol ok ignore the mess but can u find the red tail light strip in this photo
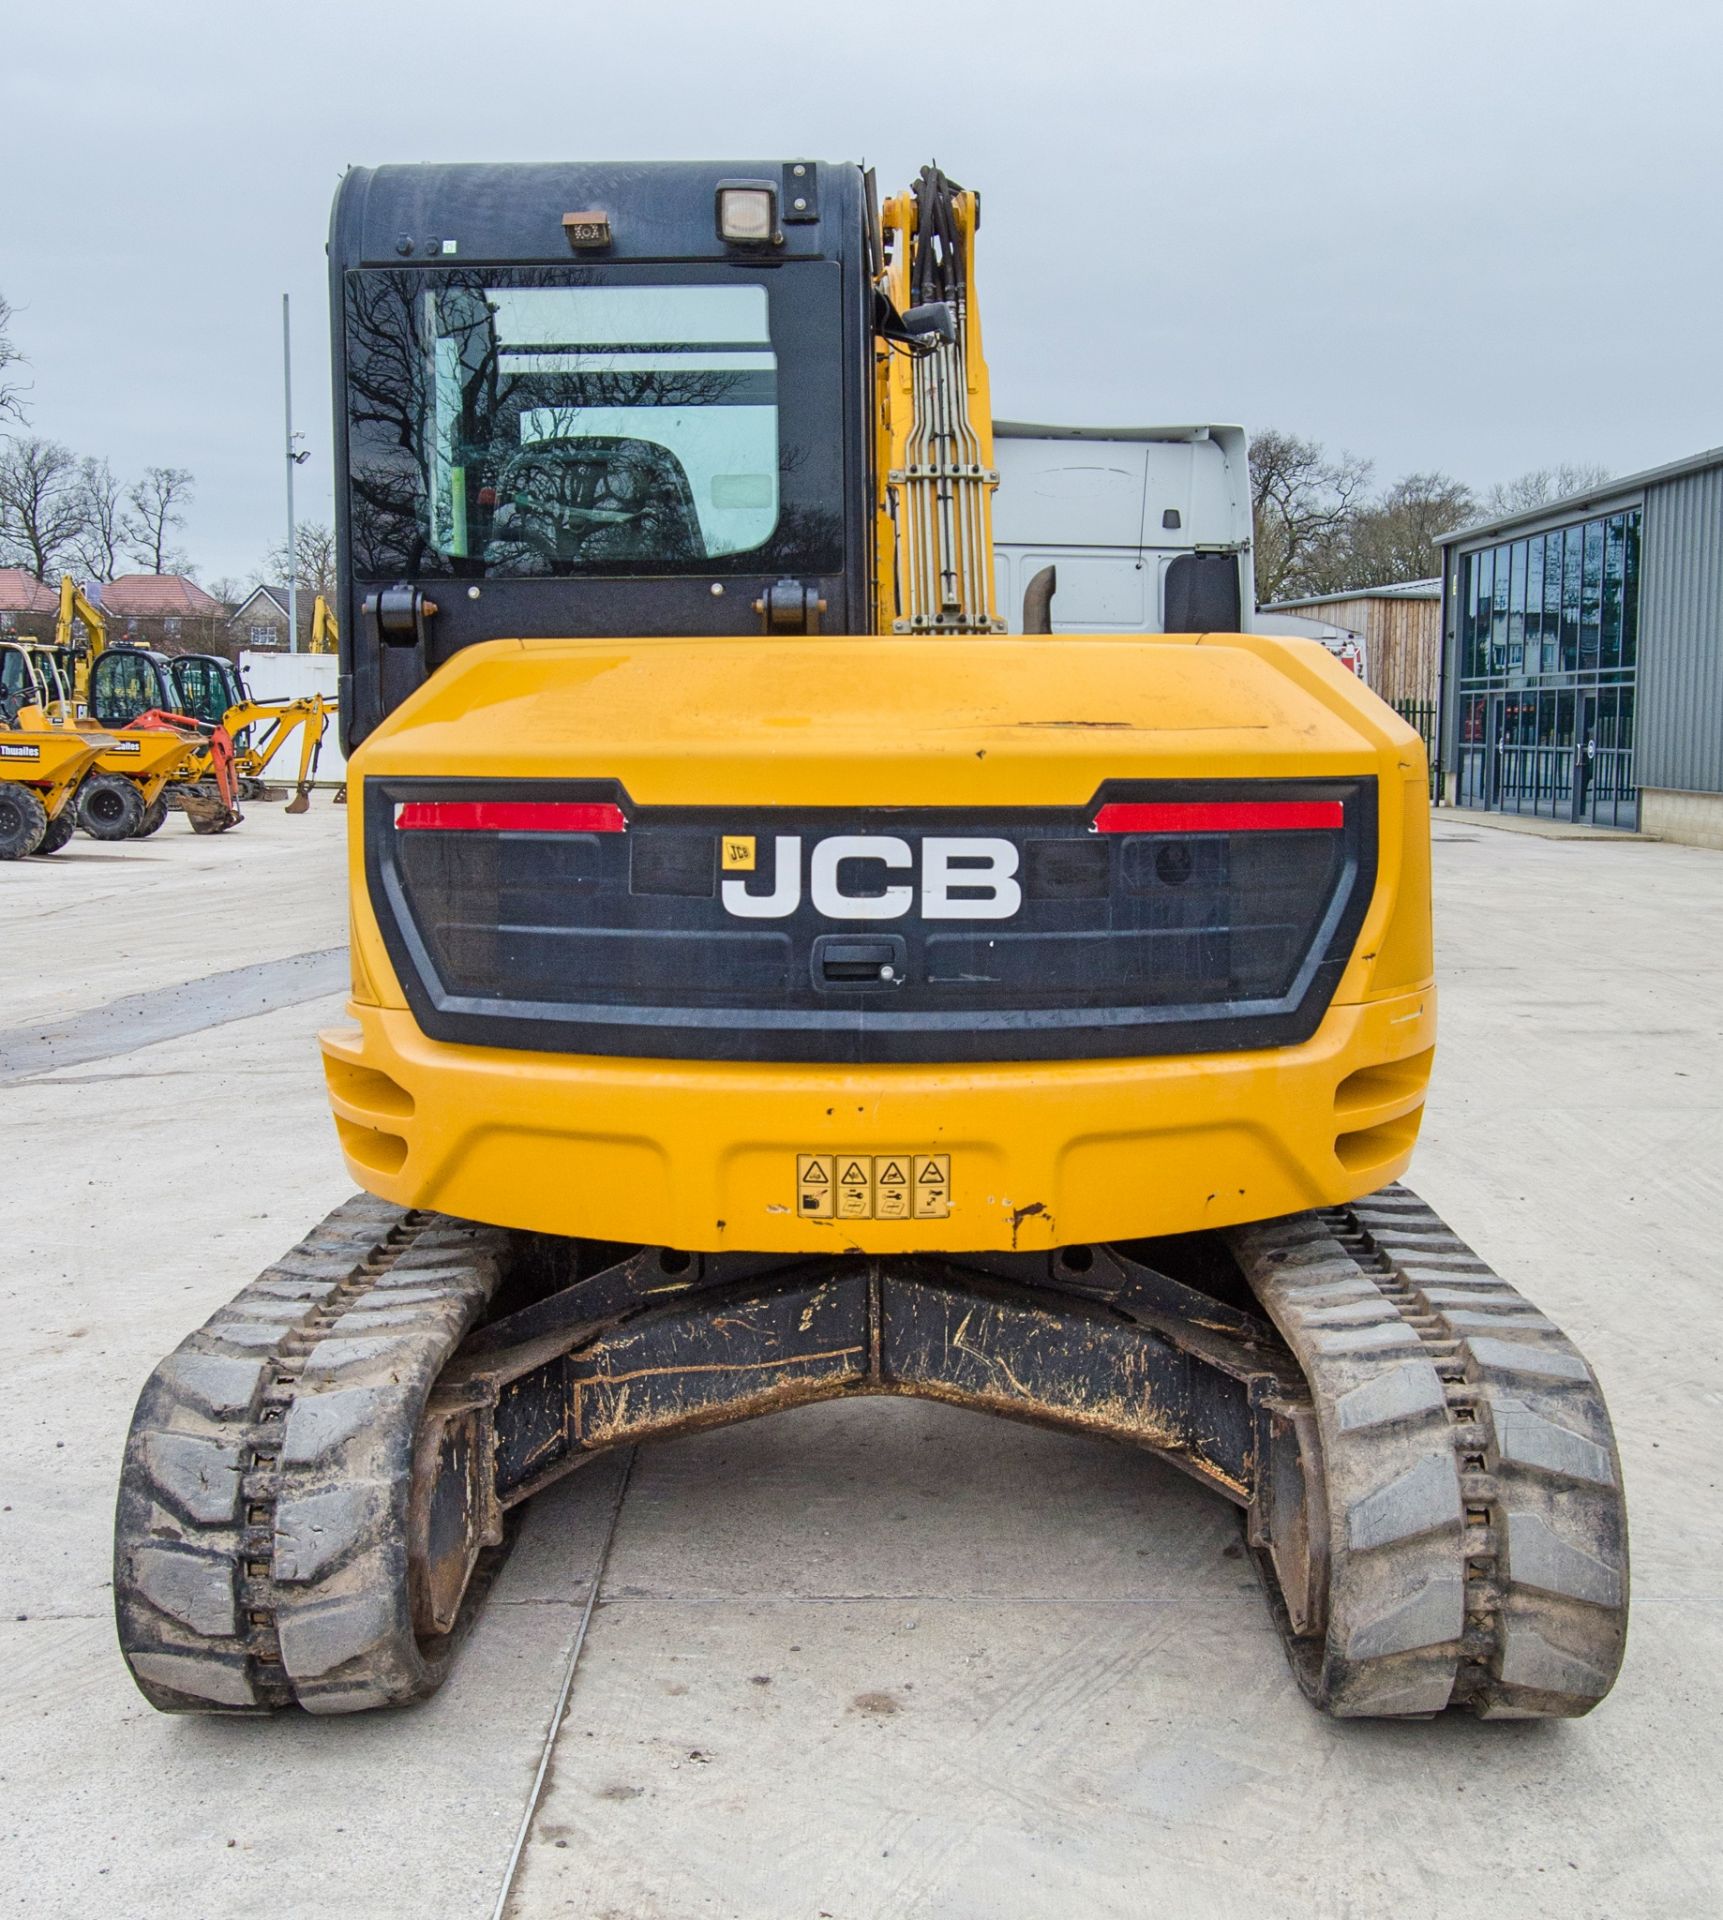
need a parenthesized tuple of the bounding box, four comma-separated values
(395, 801, 627, 833)
(1092, 800, 1344, 834)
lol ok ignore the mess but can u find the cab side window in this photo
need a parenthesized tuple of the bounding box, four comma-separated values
(174, 659, 227, 725)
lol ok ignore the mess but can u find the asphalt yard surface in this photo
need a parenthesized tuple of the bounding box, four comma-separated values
(2, 802, 1719, 1918)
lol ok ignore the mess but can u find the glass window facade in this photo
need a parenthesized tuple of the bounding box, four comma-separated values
(1456, 506, 1640, 826)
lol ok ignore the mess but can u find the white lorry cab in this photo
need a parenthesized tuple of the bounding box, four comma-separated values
(992, 422, 1255, 636)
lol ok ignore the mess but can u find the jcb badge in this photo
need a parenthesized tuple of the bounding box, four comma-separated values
(723, 835, 1020, 921)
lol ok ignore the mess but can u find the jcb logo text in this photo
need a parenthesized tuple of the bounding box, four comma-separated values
(720, 835, 1021, 921)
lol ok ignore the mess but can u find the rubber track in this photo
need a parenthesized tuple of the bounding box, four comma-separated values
(114, 1194, 510, 1715)
(1231, 1185, 1627, 1718)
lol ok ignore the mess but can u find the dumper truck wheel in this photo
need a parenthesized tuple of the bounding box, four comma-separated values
(132, 796, 169, 839)
(33, 806, 79, 855)
(78, 773, 145, 841)
(0, 786, 48, 859)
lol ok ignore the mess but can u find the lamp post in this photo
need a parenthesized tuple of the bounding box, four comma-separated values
(282, 293, 308, 654)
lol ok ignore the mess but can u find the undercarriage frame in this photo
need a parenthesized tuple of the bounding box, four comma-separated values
(113, 1188, 1628, 1722)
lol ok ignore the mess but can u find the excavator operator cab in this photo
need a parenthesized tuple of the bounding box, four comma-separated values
(168, 654, 245, 729)
(89, 647, 179, 728)
(329, 161, 875, 752)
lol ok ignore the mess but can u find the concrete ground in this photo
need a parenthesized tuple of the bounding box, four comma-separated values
(2, 803, 1719, 1920)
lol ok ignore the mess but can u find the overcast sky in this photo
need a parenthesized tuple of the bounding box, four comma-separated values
(4, 0, 1718, 583)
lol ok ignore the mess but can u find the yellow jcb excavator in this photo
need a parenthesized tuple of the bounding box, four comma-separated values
(114, 161, 1627, 1725)
(161, 651, 334, 812)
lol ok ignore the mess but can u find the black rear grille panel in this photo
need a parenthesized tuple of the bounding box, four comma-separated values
(366, 779, 1376, 1064)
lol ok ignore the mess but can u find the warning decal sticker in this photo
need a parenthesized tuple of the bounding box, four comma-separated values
(796, 1154, 834, 1218)
(912, 1155, 951, 1219)
(793, 1153, 949, 1220)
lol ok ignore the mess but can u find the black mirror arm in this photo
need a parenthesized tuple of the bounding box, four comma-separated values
(871, 288, 955, 352)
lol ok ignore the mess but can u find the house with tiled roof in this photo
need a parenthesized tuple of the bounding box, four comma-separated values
(0, 567, 60, 640)
(94, 574, 226, 653)
(228, 584, 293, 651)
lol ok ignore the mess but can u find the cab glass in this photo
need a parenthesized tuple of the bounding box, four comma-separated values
(343, 266, 845, 581)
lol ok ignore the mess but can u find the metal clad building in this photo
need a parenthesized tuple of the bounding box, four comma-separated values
(1438, 445, 1723, 845)
(1639, 459, 1723, 804)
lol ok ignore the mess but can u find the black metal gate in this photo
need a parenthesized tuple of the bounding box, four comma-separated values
(1393, 699, 1440, 800)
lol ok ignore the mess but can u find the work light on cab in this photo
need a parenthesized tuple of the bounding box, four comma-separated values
(715, 179, 778, 245)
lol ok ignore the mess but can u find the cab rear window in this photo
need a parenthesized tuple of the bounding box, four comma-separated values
(344, 266, 844, 583)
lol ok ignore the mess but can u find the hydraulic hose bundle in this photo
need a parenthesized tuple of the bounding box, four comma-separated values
(882, 167, 1003, 635)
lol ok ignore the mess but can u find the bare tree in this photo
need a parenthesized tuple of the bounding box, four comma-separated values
(123, 465, 195, 572)
(264, 520, 339, 635)
(1250, 429, 1373, 603)
(1479, 462, 1613, 520)
(203, 575, 246, 613)
(1323, 471, 1477, 591)
(0, 437, 89, 581)
(0, 292, 26, 429)
(70, 457, 126, 581)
